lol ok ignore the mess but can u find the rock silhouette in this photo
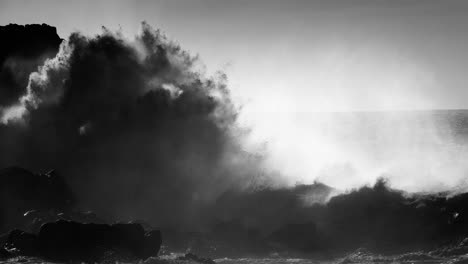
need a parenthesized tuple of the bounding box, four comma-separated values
(5, 229, 39, 256)
(3, 220, 161, 262)
(0, 167, 74, 232)
(0, 24, 62, 107)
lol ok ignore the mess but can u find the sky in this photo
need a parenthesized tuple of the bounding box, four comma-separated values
(2, 0, 468, 112)
(2, 0, 468, 190)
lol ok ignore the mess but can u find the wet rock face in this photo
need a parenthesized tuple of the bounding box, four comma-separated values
(0, 167, 75, 232)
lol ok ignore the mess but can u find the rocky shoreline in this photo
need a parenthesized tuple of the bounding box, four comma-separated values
(1, 220, 161, 262)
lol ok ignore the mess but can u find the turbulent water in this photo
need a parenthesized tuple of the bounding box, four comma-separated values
(4, 23, 468, 264)
(3, 249, 468, 264)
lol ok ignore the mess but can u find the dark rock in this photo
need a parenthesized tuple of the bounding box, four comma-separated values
(141, 230, 163, 259)
(0, 24, 62, 106)
(38, 220, 161, 262)
(178, 253, 216, 264)
(0, 246, 11, 259)
(5, 229, 38, 256)
(23, 209, 105, 233)
(0, 167, 74, 232)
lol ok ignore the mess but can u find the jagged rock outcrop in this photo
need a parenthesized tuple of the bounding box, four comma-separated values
(0, 23, 62, 106)
(4, 220, 161, 262)
(0, 167, 74, 232)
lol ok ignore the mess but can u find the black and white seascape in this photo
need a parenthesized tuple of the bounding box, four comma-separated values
(2, 1, 468, 263)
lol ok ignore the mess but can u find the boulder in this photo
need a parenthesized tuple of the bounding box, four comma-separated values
(0, 167, 74, 233)
(141, 230, 163, 259)
(5, 229, 38, 256)
(178, 253, 216, 264)
(0, 246, 11, 259)
(38, 220, 161, 261)
(23, 209, 105, 233)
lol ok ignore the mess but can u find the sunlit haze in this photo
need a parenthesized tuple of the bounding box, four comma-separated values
(2, 0, 468, 192)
